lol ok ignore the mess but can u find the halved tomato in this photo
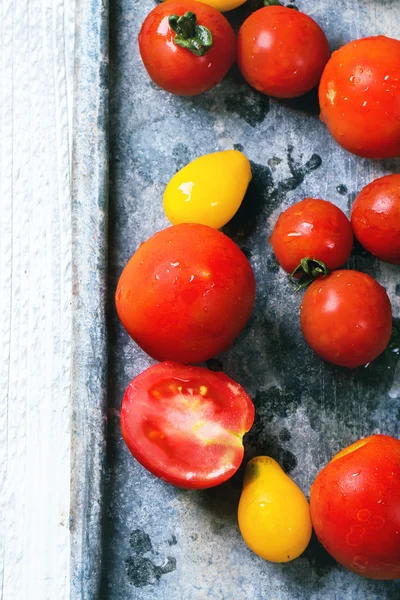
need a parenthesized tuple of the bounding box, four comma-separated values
(120, 362, 255, 489)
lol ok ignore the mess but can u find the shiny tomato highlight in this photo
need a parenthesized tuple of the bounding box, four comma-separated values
(351, 174, 400, 265)
(120, 362, 255, 488)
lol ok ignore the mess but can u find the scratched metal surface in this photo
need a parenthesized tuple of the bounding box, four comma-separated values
(102, 1, 400, 598)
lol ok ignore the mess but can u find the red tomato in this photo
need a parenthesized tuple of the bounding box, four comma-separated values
(120, 361, 255, 488)
(300, 270, 392, 368)
(270, 198, 353, 274)
(319, 36, 400, 158)
(116, 223, 256, 364)
(138, 0, 235, 96)
(351, 174, 400, 265)
(237, 6, 330, 98)
(310, 434, 400, 580)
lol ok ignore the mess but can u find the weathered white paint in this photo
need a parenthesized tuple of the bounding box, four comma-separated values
(0, 0, 75, 598)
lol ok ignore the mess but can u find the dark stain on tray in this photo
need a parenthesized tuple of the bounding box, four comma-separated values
(225, 84, 270, 127)
(168, 534, 178, 546)
(224, 145, 322, 239)
(172, 143, 192, 171)
(126, 529, 176, 588)
(336, 184, 348, 195)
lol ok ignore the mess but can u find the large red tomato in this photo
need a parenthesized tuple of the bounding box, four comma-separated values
(116, 223, 256, 363)
(351, 174, 400, 265)
(120, 362, 255, 488)
(300, 270, 392, 368)
(310, 435, 400, 580)
(270, 198, 353, 275)
(138, 0, 235, 96)
(319, 36, 400, 158)
(237, 6, 330, 98)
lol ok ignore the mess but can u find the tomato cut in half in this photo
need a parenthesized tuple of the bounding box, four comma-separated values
(120, 362, 255, 489)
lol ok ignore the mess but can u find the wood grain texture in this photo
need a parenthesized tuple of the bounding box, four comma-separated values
(0, 0, 75, 598)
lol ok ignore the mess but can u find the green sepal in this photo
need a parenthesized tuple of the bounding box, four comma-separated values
(288, 257, 330, 291)
(168, 12, 213, 57)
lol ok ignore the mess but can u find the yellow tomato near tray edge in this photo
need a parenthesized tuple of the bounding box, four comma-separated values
(163, 150, 252, 229)
(162, 0, 247, 12)
(238, 456, 312, 562)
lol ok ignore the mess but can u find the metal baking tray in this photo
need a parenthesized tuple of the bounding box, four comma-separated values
(73, 0, 400, 597)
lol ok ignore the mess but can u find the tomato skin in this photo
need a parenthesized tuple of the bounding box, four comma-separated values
(138, 0, 235, 96)
(310, 435, 400, 580)
(163, 150, 252, 229)
(238, 457, 312, 562)
(116, 223, 256, 364)
(270, 198, 353, 273)
(300, 270, 392, 368)
(351, 174, 400, 265)
(319, 36, 400, 159)
(237, 6, 330, 99)
(120, 361, 255, 489)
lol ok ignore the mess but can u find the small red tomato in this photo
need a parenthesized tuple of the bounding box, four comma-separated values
(237, 5, 330, 98)
(310, 434, 400, 580)
(319, 36, 400, 158)
(116, 223, 256, 364)
(120, 362, 255, 488)
(300, 270, 392, 368)
(351, 174, 400, 265)
(270, 198, 353, 274)
(138, 0, 235, 96)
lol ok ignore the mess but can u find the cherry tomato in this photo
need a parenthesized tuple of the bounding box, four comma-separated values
(311, 435, 400, 580)
(300, 270, 392, 368)
(270, 198, 353, 275)
(116, 223, 256, 364)
(237, 6, 330, 98)
(351, 174, 400, 265)
(138, 0, 235, 96)
(120, 361, 255, 489)
(319, 36, 400, 158)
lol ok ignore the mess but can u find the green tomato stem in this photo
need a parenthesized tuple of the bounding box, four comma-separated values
(288, 257, 330, 291)
(168, 12, 213, 57)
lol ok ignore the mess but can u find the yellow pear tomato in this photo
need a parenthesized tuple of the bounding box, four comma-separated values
(196, 0, 247, 12)
(163, 0, 247, 12)
(163, 150, 252, 229)
(238, 456, 312, 562)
